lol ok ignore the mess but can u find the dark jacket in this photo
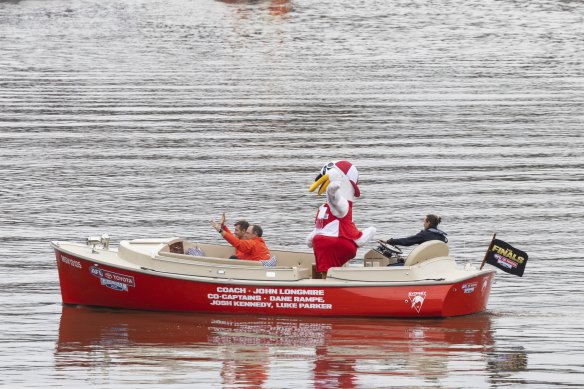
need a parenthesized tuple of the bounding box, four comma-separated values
(388, 228, 448, 247)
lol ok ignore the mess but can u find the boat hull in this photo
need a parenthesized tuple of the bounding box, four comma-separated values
(54, 248, 493, 318)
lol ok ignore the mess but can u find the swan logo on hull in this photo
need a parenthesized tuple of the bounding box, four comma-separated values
(408, 291, 427, 313)
(90, 266, 136, 292)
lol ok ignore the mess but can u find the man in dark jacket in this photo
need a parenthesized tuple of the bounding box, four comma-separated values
(387, 214, 448, 246)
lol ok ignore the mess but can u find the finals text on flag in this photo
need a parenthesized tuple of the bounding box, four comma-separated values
(481, 235, 528, 277)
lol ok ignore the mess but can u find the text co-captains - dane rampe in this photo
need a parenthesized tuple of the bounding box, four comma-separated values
(208, 286, 332, 309)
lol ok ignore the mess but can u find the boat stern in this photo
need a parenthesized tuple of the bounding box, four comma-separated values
(441, 271, 496, 317)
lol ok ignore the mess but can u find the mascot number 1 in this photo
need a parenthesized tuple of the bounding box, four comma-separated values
(306, 161, 376, 276)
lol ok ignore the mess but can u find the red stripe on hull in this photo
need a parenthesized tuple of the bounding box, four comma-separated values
(55, 249, 493, 318)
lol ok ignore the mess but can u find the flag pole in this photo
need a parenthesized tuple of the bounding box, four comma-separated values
(480, 233, 496, 270)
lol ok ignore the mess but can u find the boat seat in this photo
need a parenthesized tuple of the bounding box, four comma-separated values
(404, 241, 449, 267)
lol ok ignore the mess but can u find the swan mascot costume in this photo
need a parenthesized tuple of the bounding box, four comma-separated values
(306, 160, 376, 276)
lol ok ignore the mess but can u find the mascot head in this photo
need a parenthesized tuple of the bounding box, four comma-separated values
(309, 160, 360, 201)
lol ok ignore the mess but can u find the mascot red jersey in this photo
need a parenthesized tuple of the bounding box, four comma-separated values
(306, 161, 376, 275)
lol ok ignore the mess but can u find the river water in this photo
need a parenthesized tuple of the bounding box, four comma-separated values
(1, 0, 583, 387)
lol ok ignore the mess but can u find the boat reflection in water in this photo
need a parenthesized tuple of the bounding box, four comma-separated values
(55, 306, 524, 387)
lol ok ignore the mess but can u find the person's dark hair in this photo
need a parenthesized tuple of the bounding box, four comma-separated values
(234, 220, 249, 230)
(425, 214, 442, 229)
(251, 224, 263, 237)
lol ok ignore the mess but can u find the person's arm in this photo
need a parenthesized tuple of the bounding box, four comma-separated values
(388, 231, 425, 246)
(211, 219, 231, 246)
(211, 213, 227, 235)
(222, 229, 255, 253)
(211, 219, 223, 235)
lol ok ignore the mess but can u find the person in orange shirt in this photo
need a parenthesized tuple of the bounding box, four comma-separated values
(219, 219, 249, 259)
(211, 214, 271, 261)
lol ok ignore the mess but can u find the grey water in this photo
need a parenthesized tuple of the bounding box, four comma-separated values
(1, 0, 583, 387)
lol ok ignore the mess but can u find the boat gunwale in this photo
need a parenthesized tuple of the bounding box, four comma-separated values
(52, 241, 495, 288)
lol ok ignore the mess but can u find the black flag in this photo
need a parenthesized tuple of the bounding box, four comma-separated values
(484, 238, 528, 277)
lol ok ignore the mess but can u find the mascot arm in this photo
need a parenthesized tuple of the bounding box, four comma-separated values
(355, 226, 377, 247)
(306, 229, 316, 248)
(326, 181, 349, 218)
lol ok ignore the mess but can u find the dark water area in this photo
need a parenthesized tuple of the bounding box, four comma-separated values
(1, 0, 583, 387)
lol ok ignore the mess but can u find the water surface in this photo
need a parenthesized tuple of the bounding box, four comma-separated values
(1, 0, 583, 387)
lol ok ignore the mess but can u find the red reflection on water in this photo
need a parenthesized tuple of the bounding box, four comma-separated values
(55, 306, 495, 386)
(268, 0, 291, 17)
(216, 0, 292, 18)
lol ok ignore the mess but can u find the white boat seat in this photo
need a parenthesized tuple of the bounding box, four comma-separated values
(404, 241, 449, 267)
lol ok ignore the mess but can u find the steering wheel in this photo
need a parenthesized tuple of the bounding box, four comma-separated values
(377, 240, 403, 255)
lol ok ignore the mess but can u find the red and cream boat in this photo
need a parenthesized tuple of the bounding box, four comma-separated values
(52, 236, 495, 318)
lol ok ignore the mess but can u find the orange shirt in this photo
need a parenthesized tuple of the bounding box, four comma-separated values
(222, 227, 271, 261)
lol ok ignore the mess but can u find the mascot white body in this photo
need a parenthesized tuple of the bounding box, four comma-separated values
(306, 161, 376, 274)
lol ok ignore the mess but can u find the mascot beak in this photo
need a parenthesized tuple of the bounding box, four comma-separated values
(309, 174, 330, 195)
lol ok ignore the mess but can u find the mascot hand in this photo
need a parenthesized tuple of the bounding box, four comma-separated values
(326, 181, 349, 218)
(327, 181, 340, 197)
(355, 226, 377, 247)
(327, 167, 343, 185)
